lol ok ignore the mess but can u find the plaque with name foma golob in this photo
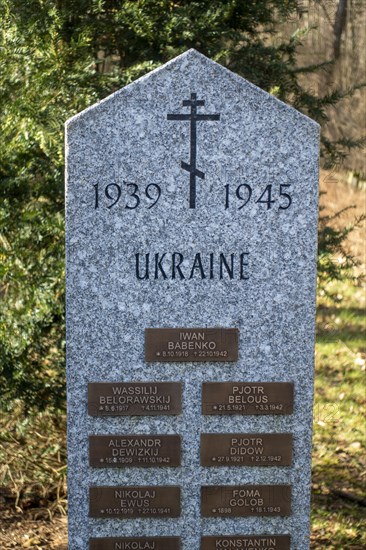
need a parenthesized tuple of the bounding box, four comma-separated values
(200, 433, 293, 467)
(90, 537, 181, 550)
(89, 435, 181, 468)
(201, 485, 291, 517)
(201, 535, 291, 550)
(88, 382, 182, 416)
(145, 328, 238, 362)
(202, 382, 294, 415)
(89, 486, 181, 518)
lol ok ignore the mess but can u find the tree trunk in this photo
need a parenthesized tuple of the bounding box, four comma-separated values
(333, 0, 348, 60)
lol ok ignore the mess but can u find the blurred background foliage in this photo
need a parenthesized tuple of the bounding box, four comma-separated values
(0, 0, 365, 411)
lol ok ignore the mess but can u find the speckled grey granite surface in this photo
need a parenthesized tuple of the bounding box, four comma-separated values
(65, 49, 319, 549)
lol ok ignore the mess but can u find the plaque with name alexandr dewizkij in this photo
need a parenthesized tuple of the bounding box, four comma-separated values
(202, 382, 294, 415)
(201, 535, 291, 550)
(89, 537, 181, 550)
(200, 433, 293, 467)
(88, 382, 182, 416)
(201, 485, 291, 517)
(89, 486, 181, 518)
(89, 435, 181, 468)
(145, 328, 238, 362)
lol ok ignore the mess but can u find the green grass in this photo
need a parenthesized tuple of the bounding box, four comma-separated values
(311, 281, 366, 549)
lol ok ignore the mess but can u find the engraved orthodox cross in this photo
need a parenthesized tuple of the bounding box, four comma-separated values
(167, 93, 220, 208)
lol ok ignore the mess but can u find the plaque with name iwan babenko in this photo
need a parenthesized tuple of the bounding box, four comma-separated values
(89, 435, 181, 468)
(88, 382, 182, 416)
(145, 328, 238, 362)
(202, 382, 294, 415)
(201, 535, 291, 550)
(90, 537, 181, 550)
(201, 485, 291, 517)
(200, 433, 293, 467)
(89, 486, 180, 518)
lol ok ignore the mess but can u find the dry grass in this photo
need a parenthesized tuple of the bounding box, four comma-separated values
(0, 407, 67, 518)
(319, 169, 366, 270)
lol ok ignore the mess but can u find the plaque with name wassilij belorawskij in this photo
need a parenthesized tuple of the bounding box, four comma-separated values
(66, 49, 319, 548)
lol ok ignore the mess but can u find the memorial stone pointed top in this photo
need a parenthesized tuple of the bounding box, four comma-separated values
(66, 49, 319, 549)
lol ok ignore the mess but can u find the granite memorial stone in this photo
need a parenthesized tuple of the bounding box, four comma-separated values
(66, 49, 319, 549)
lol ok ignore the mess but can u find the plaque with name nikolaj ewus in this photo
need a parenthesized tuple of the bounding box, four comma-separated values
(201, 485, 291, 517)
(89, 486, 181, 518)
(89, 435, 181, 468)
(88, 382, 182, 416)
(201, 535, 291, 550)
(145, 328, 238, 362)
(200, 433, 293, 467)
(202, 382, 294, 415)
(90, 537, 181, 550)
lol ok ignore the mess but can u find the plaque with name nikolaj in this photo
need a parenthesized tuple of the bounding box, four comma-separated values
(200, 433, 293, 467)
(90, 537, 181, 550)
(201, 535, 291, 550)
(89, 435, 181, 468)
(89, 486, 180, 518)
(88, 382, 182, 416)
(202, 382, 294, 415)
(145, 328, 238, 362)
(201, 485, 291, 517)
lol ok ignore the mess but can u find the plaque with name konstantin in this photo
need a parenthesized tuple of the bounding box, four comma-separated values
(89, 435, 181, 468)
(145, 328, 239, 362)
(201, 535, 291, 550)
(89, 486, 181, 518)
(201, 485, 291, 517)
(200, 433, 293, 467)
(88, 382, 182, 416)
(202, 382, 294, 415)
(90, 537, 181, 550)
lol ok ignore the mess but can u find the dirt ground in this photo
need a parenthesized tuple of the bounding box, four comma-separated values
(0, 170, 364, 549)
(0, 509, 67, 550)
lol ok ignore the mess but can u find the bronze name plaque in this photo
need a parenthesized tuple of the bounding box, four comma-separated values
(90, 537, 181, 550)
(89, 435, 181, 468)
(88, 382, 182, 416)
(201, 535, 291, 550)
(145, 328, 239, 362)
(89, 486, 180, 518)
(202, 382, 294, 415)
(201, 485, 291, 517)
(200, 433, 293, 467)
